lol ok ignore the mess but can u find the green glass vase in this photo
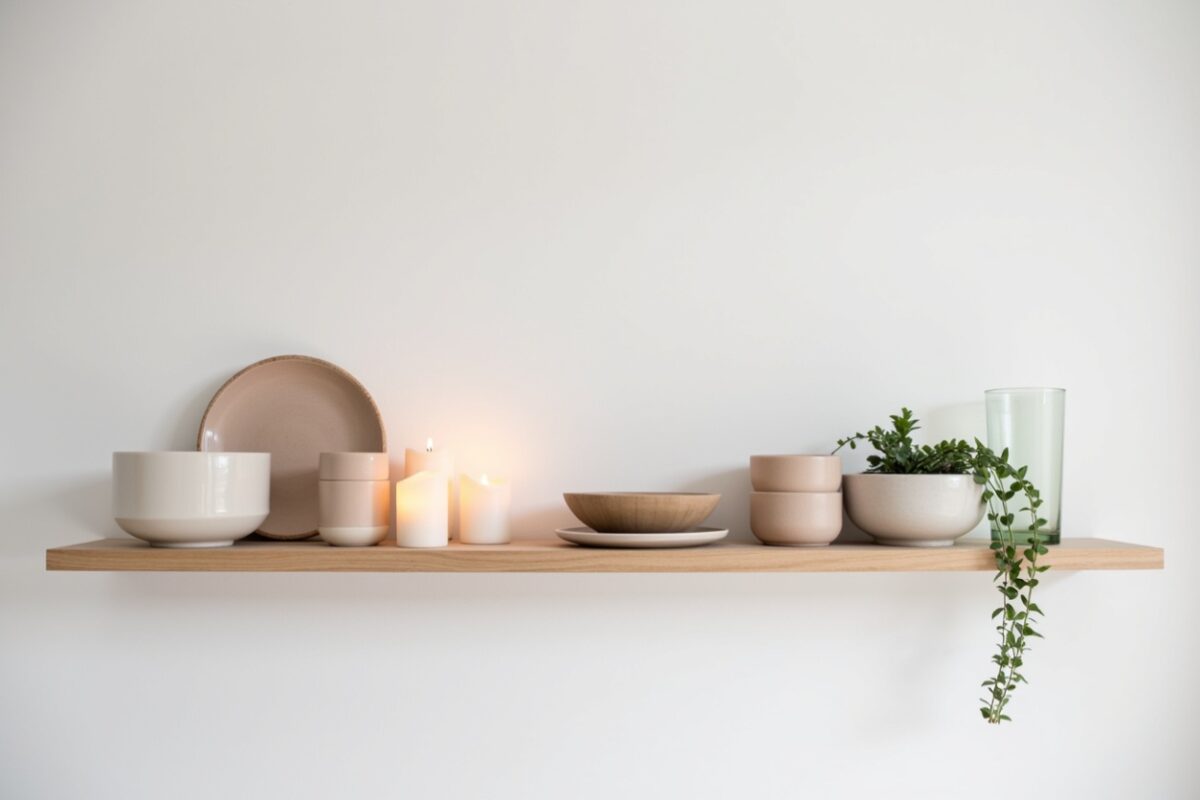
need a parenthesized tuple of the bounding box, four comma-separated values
(985, 388, 1065, 545)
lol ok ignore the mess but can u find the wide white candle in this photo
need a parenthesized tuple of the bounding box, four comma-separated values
(459, 474, 511, 545)
(405, 437, 456, 538)
(395, 470, 449, 548)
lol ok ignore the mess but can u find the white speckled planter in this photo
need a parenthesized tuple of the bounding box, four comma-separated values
(843, 473, 985, 547)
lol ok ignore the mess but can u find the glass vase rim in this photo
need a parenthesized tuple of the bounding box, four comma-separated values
(984, 387, 1066, 394)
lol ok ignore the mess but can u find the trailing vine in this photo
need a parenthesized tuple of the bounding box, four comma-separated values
(834, 408, 1048, 724)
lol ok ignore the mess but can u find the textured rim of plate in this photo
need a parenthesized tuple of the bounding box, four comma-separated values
(196, 354, 386, 539)
(555, 527, 729, 548)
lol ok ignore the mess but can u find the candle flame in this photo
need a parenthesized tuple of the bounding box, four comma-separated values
(426, 437, 433, 452)
(480, 473, 490, 486)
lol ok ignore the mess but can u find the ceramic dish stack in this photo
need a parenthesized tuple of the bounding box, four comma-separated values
(749, 455, 843, 546)
(557, 492, 727, 548)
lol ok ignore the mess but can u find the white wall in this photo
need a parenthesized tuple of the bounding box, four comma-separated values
(2, 1, 1197, 797)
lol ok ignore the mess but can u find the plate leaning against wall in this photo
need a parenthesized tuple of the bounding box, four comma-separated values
(197, 355, 387, 540)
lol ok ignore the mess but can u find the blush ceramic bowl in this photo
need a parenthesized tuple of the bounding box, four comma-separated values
(750, 455, 842, 492)
(563, 492, 720, 533)
(750, 491, 843, 546)
(112, 452, 271, 547)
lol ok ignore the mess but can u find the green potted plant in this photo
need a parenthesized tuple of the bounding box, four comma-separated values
(835, 408, 1050, 724)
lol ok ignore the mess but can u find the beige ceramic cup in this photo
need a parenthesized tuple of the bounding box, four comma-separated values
(750, 455, 842, 492)
(750, 491, 843, 546)
(318, 452, 390, 546)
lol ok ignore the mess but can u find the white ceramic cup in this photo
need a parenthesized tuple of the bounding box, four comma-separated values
(750, 455, 842, 493)
(112, 452, 270, 548)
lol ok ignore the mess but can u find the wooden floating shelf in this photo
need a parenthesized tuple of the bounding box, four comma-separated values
(46, 537, 1163, 574)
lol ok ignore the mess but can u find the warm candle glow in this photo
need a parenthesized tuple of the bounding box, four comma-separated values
(395, 470, 449, 548)
(458, 472, 511, 545)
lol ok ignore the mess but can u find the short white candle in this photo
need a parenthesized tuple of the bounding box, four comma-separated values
(459, 474, 511, 545)
(395, 470, 449, 548)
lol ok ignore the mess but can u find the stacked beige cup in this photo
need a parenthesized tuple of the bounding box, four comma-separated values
(749, 455, 843, 546)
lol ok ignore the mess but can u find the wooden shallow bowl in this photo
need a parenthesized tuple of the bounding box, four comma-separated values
(563, 492, 720, 533)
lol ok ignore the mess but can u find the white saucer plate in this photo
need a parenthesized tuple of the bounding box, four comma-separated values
(555, 526, 728, 549)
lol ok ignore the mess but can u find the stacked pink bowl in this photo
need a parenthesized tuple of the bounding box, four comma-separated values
(749, 455, 843, 546)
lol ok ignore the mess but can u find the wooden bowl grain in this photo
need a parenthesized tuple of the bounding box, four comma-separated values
(563, 492, 720, 533)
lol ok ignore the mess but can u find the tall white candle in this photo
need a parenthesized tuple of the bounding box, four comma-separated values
(395, 471, 449, 548)
(404, 437, 454, 479)
(459, 474, 511, 545)
(405, 437, 456, 538)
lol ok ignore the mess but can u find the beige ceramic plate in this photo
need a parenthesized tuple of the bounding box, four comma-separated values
(198, 355, 386, 540)
(555, 527, 728, 549)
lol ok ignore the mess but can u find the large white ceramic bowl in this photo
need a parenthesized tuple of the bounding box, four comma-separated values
(842, 473, 985, 547)
(113, 452, 271, 547)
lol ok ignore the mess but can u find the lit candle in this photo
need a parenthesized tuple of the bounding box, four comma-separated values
(394, 471, 448, 548)
(405, 437, 457, 538)
(459, 473, 512, 545)
(404, 438, 454, 479)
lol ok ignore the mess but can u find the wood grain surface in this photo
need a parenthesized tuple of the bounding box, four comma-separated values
(46, 537, 1164, 573)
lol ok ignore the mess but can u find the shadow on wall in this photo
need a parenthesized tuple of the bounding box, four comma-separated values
(149, 370, 235, 450)
(7, 362, 275, 559)
(513, 504, 579, 539)
(922, 401, 986, 446)
(0, 474, 121, 559)
(680, 467, 750, 541)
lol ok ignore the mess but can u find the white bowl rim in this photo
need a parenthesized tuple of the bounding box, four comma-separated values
(843, 472, 978, 478)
